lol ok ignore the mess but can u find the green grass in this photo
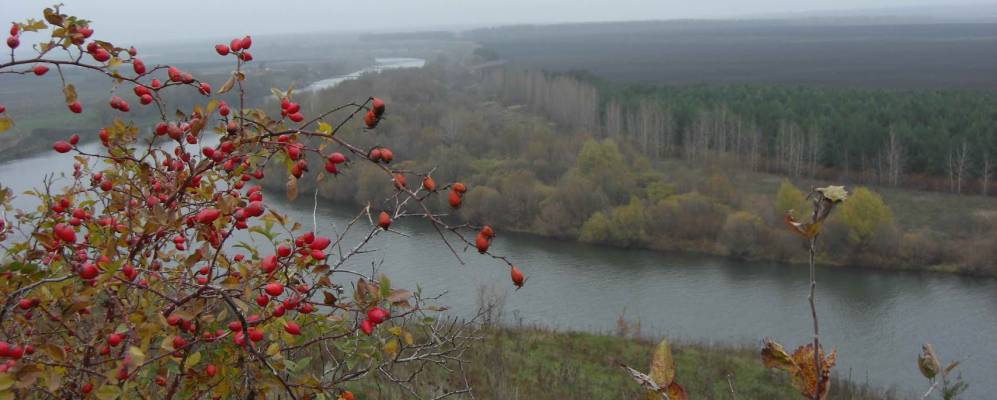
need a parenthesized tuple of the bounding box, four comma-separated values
(346, 326, 898, 400)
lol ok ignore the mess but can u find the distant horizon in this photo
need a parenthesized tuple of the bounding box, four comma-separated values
(3, 0, 995, 45)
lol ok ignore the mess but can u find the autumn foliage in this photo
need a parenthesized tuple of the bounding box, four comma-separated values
(0, 5, 524, 399)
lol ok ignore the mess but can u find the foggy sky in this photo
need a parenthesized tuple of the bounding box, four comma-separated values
(0, 0, 979, 43)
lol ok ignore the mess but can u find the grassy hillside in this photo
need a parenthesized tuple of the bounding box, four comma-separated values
(345, 327, 899, 399)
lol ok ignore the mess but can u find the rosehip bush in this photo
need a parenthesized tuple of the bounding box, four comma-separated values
(0, 6, 524, 399)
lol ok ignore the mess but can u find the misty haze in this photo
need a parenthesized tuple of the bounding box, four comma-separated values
(0, 1, 995, 399)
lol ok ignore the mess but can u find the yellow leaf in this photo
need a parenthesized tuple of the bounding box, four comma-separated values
(217, 73, 236, 94)
(918, 343, 941, 380)
(128, 346, 145, 365)
(387, 326, 402, 337)
(666, 382, 688, 400)
(13, 364, 42, 389)
(44, 368, 63, 392)
(21, 20, 47, 32)
(318, 121, 333, 134)
(648, 338, 675, 387)
(804, 221, 822, 238)
(761, 340, 796, 371)
(186, 351, 201, 367)
(40, 344, 65, 362)
(0, 117, 11, 133)
(788, 343, 836, 400)
(94, 384, 119, 400)
(221, 276, 241, 289)
(106, 56, 122, 70)
(43, 8, 64, 26)
(382, 339, 398, 357)
(63, 84, 77, 105)
(286, 176, 298, 201)
(387, 289, 414, 304)
(206, 99, 218, 115)
(0, 374, 13, 390)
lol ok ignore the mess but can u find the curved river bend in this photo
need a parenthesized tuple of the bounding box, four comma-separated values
(1, 60, 995, 398)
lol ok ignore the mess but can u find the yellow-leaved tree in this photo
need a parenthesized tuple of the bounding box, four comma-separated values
(837, 187, 894, 247)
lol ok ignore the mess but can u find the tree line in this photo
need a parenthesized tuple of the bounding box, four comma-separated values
(485, 67, 997, 195)
(266, 62, 997, 276)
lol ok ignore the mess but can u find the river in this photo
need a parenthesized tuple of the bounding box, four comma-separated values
(1, 60, 995, 398)
(301, 57, 427, 92)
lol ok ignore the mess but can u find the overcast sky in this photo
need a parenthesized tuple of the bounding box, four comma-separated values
(0, 0, 977, 43)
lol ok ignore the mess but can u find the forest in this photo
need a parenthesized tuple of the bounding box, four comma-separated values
(263, 61, 997, 276)
(598, 83, 997, 194)
(467, 20, 997, 89)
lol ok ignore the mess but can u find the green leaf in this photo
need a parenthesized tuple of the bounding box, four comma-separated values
(295, 356, 312, 373)
(648, 338, 675, 388)
(379, 274, 391, 299)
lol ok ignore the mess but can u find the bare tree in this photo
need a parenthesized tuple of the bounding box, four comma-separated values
(660, 108, 677, 158)
(604, 100, 623, 139)
(777, 121, 805, 177)
(982, 152, 992, 196)
(808, 127, 822, 179)
(884, 127, 904, 187)
(625, 99, 670, 159)
(747, 125, 762, 171)
(948, 140, 970, 194)
(440, 112, 462, 144)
